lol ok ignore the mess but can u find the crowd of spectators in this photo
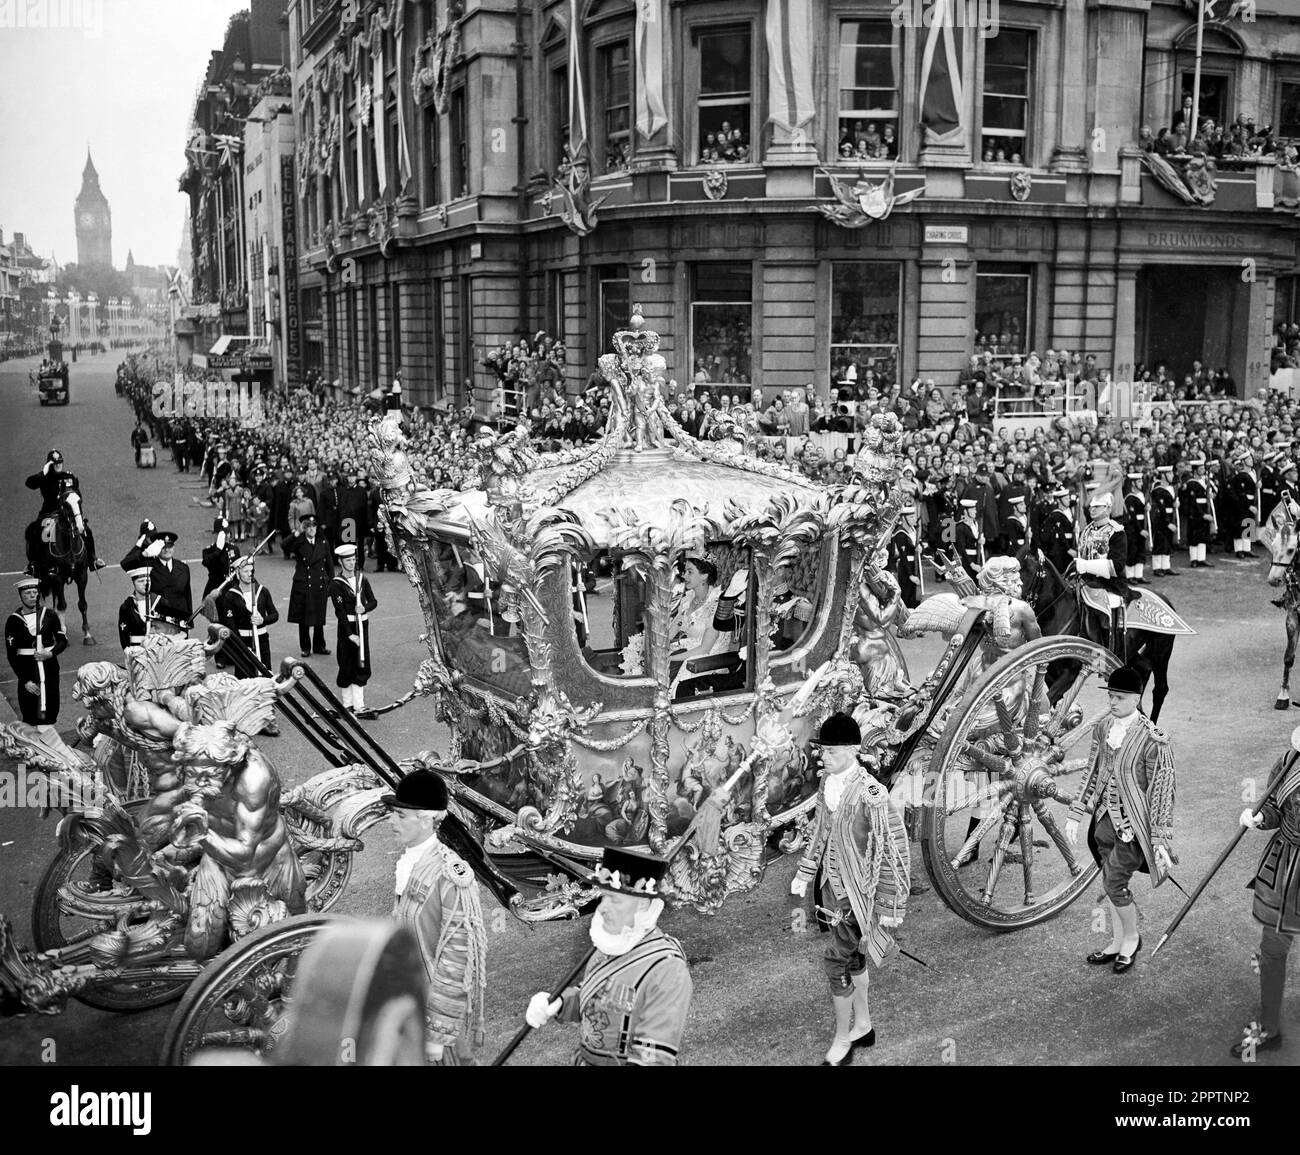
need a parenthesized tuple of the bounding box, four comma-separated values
(837, 119, 899, 162)
(699, 117, 751, 165)
(1139, 97, 1281, 167)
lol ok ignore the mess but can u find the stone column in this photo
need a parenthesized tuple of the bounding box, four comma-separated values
(1112, 267, 1138, 385)
(1051, 0, 1088, 173)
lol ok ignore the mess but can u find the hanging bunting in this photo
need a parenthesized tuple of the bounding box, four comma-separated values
(568, 0, 588, 156)
(919, 0, 965, 144)
(765, 0, 815, 136)
(635, 0, 666, 139)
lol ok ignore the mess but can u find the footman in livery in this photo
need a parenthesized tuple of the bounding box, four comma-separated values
(790, 712, 910, 1065)
(1066, 666, 1176, 976)
(523, 847, 693, 1066)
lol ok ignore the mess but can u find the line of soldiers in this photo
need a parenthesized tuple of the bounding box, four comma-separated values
(893, 452, 1300, 596)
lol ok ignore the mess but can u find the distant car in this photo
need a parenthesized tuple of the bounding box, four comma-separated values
(38, 365, 70, 406)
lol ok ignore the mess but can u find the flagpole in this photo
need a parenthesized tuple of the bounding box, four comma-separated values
(1190, 0, 1205, 144)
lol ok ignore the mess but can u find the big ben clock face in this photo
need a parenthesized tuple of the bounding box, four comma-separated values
(80, 213, 95, 227)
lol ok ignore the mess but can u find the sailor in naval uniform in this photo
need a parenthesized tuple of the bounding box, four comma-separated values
(1227, 448, 1260, 559)
(888, 503, 924, 609)
(215, 552, 279, 672)
(525, 846, 693, 1066)
(1038, 485, 1077, 575)
(330, 544, 379, 718)
(1149, 465, 1180, 578)
(5, 575, 68, 729)
(1181, 458, 1215, 569)
(790, 712, 910, 1065)
(1122, 471, 1150, 585)
(1233, 726, 1300, 1057)
(385, 769, 488, 1065)
(954, 498, 983, 580)
(117, 565, 160, 651)
(1001, 494, 1029, 557)
(1074, 489, 1133, 654)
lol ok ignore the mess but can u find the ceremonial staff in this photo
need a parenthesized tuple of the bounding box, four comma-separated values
(1151, 744, 1296, 958)
(490, 738, 770, 1066)
(186, 529, 276, 629)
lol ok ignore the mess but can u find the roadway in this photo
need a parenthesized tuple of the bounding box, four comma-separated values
(0, 349, 1294, 1066)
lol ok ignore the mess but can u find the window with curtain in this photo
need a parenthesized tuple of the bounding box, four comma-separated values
(837, 21, 899, 162)
(450, 87, 468, 197)
(422, 103, 440, 207)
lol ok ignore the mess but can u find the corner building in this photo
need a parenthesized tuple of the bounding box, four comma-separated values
(287, 0, 1300, 409)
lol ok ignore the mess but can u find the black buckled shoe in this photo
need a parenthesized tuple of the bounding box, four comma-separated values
(849, 1028, 876, 1053)
(1112, 935, 1143, 974)
(1230, 1028, 1283, 1058)
(1086, 946, 1121, 965)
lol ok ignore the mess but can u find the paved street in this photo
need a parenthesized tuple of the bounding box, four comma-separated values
(0, 350, 1296, 1067)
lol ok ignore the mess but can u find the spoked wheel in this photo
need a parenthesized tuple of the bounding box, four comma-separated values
(31, 802, 189, 1012)
(921, 636, 1120, 931)
(159, 914, 333, 1066)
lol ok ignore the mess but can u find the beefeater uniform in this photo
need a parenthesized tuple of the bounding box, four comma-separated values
(1247, 749, 1300, 1038)
(793, 767, 911, 994)
(1067, 712, 1176, 908)
(117, 591, 161, 651)
(216, 581, 279, 672)
(553, 926, 693, 1066)
(330, 572, 378, 689)
(392, 836, 488, 1065)
(5, 603, 68, 725)
(1039, 507, 1077, 574)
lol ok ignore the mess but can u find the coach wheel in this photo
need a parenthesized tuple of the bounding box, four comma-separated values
(159, 913, 334, 1066)
(31, 808, 189, 1012)
(921, 636, 1119, 931)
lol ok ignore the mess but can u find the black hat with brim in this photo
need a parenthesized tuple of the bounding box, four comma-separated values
(589, 847, 669, 900)
(1107, 666, 1143, 696)
(381, 768, 450, 811)
(152, 531, 179, 545)
(818, 711, 862, 747)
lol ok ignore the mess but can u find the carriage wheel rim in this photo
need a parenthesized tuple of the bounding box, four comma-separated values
(921, 637, 1118, 930)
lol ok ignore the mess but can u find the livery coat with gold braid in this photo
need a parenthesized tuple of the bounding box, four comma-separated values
(794, 768, 911, 965)
(392, 839, 488, 1051)
(555, 926, 693, 1066)
(1068, 713, 1176, 887)
(1249, 749, 1300, 935)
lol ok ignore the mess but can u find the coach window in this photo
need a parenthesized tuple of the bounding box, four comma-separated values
(576, 550, 648, 679)
(691, 24, 753, 166)
(980, 29, 1034, 165)
(836, 20, 900, 163)
(830, 262, 902, 392)
(974, 264, 1033, 361)
(691, 263, 753, 393)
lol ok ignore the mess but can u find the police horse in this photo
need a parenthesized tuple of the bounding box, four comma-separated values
(1019, 552, 1191, 724)
(27, 489, 96, 646)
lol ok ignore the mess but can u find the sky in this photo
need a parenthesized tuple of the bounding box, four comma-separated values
(0, 0, 249, 269)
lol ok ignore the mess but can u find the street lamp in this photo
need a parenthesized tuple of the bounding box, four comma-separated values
(87, 293, 98, 346)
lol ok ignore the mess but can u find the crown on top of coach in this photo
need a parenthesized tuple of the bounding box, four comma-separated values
(854, 411, 905, 486)
(611, 304, 661, 364)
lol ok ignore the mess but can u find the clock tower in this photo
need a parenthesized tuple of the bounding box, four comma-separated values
(75, 148, 113, 268)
